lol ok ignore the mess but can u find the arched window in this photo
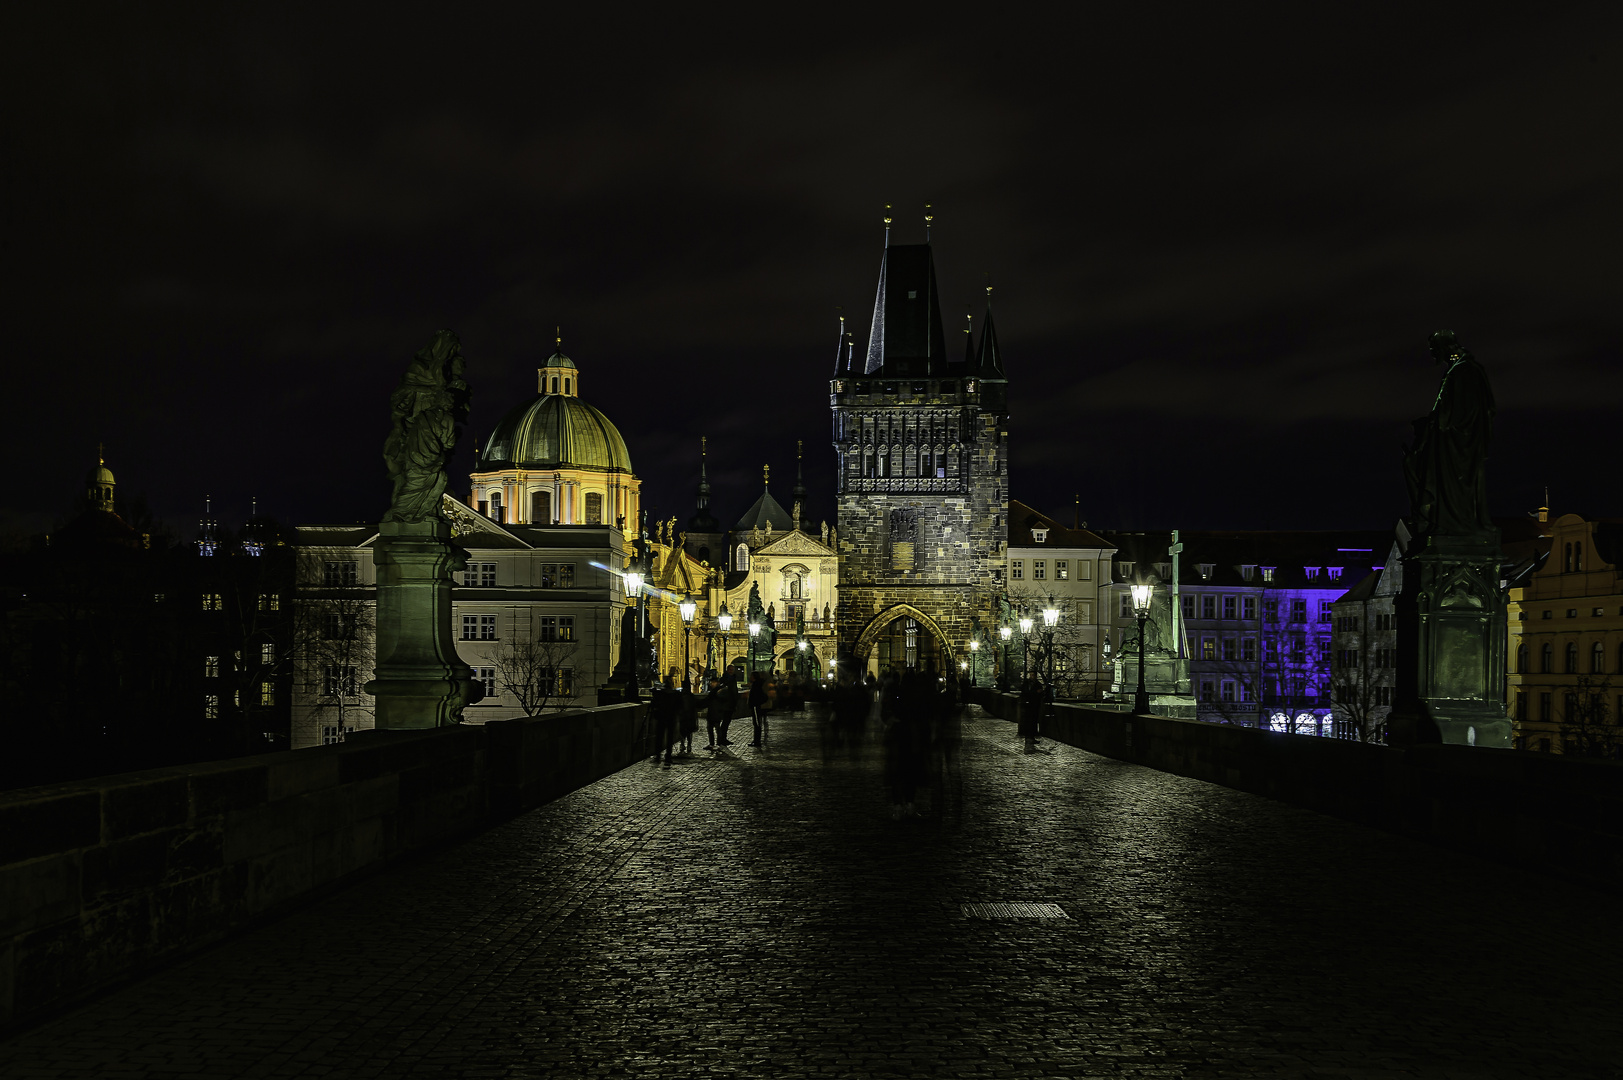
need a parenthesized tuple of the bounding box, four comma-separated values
(488, 491, 503, 523)
(1564, 543, 1572, 572)
(1541, 642, 1553, 673)
(551, 377, 559, 393)
(531, 489, 551, 524)
(736, 543, 749, 571)
(1516, 643, 1528, 673)
(1593, 641, 1606, 674)
(564, 377, 571, 395)
(584, 492, 603, 525)
(1565, 642, 1578, 674)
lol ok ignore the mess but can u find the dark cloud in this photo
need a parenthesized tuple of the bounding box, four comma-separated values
(7, 3, 1621, 540)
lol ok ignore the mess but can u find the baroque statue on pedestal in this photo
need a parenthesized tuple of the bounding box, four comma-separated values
(1402, 330, 1495, 538)
(382, 330, 471, 524)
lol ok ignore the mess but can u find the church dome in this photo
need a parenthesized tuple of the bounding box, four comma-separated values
(481, 394, 633, 473)
(86, 462, 115, 486)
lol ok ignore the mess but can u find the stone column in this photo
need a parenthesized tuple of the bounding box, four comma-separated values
(366, 518, 479, 728)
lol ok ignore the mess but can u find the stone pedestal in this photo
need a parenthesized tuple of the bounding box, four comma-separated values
(365, 518, 479, 729)
(1388, 532, 1509, 748)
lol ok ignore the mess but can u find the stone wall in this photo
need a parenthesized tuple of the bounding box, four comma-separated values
(973, 690, 1623, 892)
(0, 699, 685, 1033)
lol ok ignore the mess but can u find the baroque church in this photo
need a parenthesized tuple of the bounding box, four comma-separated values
(832, 227, 1010, 676)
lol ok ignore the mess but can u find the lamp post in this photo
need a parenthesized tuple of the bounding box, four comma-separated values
(1131, 583, 1153, 715)
(716, 602, 733, 686)
(1018, 614, 1033, 687)
(748, 618, 761, 675)
(624, 566, 645, 698)
(679, 594, 697, 691)
(969, 638, 980, 687)
(796, 636, 808, 681)
(999, 624, 1012, 691)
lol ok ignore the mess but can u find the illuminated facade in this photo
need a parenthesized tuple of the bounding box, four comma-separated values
(831, 232, 1008, 676)
(1003, 501, 1116, 699)
(1508, 511, 1623, 755)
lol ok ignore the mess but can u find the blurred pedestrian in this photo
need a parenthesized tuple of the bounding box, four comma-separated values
(651, 675, 681, 766)
(749, 672, 770, 747)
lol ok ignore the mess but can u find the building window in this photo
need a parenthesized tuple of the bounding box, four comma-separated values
(1221, 680, 1236, 703)
(539, 563, 575, 588)
(1181, 595, 1194, 619)
(1264, 599, 1279, 622)
(261, 642, 275, 665)
(1033, 560, 1046, 580)
(204, 655, 219, 678)
(1241, 682, 1255, 702)
(1515, 693, 1527, 721)
(1320, 600, 1334, 623)
(323, 561, 358, 586)
(476, 666, 497, 699)
(1011, 560, 1023, 580)
(1566, 642, 1579, 674)
(1516, 644, 1528, 673)
(1565, 693, 1579, 720)
(321, 726, 353, 746)
(532, 489, 552, 523)
(1541, 642, 1554, 673)
(488, 492, 504, 522)
(541, 667, 576, 697)
(1376, 685, 1392, 706)
(1198, 563, 1214, 581)
(323, 613, 357, 640)
(259, 681, 275, 706)
(201, 592, 223, 611)
(736, 544, 749, 571)
(258, 593, 280, 612)
(462, 615, 497, 641)
(1056, 560, 1069, 580)
(1260, 567, 1276, 583)
(1202, 595, 1215, 619)
(1291, 638, 1306, 662)
(1291, 599, 1307, 623)
(1592, 641, 1606, 673)
(1120, 593, 1133, 619)
(204, 694, 219, 719)
(324, 664, 358, 696)
(1200, 681, 1214, 702)
(538, 615, 576, 642)
(1116, 561, 1134, 581)
(464, 562, 496, 587)
(1222, 638, 1237, 661)
(1242, 638, 1256, 662)
(1539, 692, 1552, 722)
(585, 492, 603, 524)
(1201, 636, 1216, 660)
(1222, 596, 1236, 619)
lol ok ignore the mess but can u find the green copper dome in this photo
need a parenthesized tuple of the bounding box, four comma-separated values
(481, 394, 634, 473)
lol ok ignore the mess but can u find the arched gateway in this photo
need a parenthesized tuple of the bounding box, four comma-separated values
(851, 605, 952, 676)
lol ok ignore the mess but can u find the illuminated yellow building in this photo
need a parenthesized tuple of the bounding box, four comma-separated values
(1508, 511, 1623, 755)
(469, 336, 642, 529)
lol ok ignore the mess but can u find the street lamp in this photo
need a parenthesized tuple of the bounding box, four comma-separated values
(1131, 583, 1153, 715)
(969, 638, 981, 688)
(748, 618, 761, 674)
(679, 594, 697, 691)
(1041, 601, 1060, 726)
(999, 624, 1012, 691)
(1018, 614, 1033, 687)
(623, 566, 646, 697)
(716, 602, 733, 685)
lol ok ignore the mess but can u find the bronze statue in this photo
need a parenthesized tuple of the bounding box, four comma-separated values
(1403, 331, 1495, 537)
(382, 330, 470, 524)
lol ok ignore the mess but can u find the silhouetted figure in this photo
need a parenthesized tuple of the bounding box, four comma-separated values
(678, 685, 698, 755)
(748, 673, 769, 747)
(1019, 678, 1043, 754)
(650, 676, 681, 766)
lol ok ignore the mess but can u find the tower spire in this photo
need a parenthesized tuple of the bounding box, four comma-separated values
(963, 310, 975, 368)
(792, 440, 807, 532)
(883, 203, 892, 248)
(697, 436, 710, 509)
(924, 203, 933, 243)
(976, 283, 1005, 379)
(833, 312, 846, 375)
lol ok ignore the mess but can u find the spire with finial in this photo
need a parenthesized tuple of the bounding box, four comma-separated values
(698, 436, 710, 506)
(924, 203, 933, 243)
(963, 310, 975, 368)
(539, 326, 579, 396)
(833, 311, 846, 375)
(763, 463, 771, 488)
(792, 439, 808, 531)
(976, 282, 1005, 379)
(883, 203, 892, 247)
(198, 495, 218, 556)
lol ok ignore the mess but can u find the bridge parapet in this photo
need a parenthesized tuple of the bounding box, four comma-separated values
(0, 700, 655, 1035)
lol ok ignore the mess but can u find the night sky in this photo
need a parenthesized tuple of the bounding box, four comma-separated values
(10, 5, 1622, 544)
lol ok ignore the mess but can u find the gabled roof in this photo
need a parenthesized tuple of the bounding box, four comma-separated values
(1006, 499, 1113, 550)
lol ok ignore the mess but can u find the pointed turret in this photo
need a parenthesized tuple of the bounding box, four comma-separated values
(685, 436, 722, 563)
(862, 235, 948, 377)
(197, 495, 218, 556)
(832, 314, 847, 375)
(792, 440, 808, 531)
(977, 285, 1006, 380)
(961, 311, 975, 371)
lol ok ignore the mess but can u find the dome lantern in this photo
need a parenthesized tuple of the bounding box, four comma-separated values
(537, 326, 580, 397)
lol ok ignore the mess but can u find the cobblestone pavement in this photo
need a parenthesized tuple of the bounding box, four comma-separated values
(4, 706, 1622, 1079)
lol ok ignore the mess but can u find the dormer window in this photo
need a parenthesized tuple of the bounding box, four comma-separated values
(1198, 563, 1214, 581)
(1240, 565, 1256, 582)
(1031, 527, 1049, 543)
(1116, 560, 1134, 581)
(1154, 562, 1171, 579)
(1305, 567, 1321, 581)
(1327, 566, 1343, 581)
(1261, 566, 1276, 583)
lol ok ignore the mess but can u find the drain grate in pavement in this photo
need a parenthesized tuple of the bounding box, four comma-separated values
(961, 902, 1069, 919)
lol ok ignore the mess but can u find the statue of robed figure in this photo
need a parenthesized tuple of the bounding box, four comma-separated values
(382, 330, 471, 524)
(1402, 330, 1496, 539)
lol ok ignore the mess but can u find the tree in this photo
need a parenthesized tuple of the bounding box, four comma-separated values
(491, 634, 580, 716)
(291, 555, 376, 742)
(1560, 675, 1618, 759)
(1330, 641, 1384, 743)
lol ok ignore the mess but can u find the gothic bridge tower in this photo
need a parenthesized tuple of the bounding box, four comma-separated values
(831, 223, 1009, 675)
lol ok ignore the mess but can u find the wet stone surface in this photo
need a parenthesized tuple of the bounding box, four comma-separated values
(3, 705, 1621, 1079)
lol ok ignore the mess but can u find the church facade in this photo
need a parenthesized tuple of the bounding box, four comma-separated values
(831, 235, 1009, 676)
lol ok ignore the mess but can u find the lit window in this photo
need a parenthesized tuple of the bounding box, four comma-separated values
(201, 592, 223, 611)
(260, 681, 275, 706)
(204, 694, 219, 719)
(539, 616, 576, 642)
(1261, 567, 1276, 583)
(1056, 560, 1068, 580)
(204, 655, 219, 678)
(323, 561, 358, 586)
(1201, 637, 1215, 660)
(736, 544, 749, 571)
(258, 593, 280, 612)
(261, 642, 275, 665)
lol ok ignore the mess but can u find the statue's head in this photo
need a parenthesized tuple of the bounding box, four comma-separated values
(1428, 329, 1462, 363)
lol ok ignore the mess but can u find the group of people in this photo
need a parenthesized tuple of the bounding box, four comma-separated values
(824, 666, 964, 818)
(648, 672, 738, 765)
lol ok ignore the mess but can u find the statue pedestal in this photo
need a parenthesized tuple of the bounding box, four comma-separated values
(364, 518, 478, 729)
(1388, 532, 1509, 748)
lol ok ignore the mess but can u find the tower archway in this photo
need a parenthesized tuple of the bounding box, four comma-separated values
(851, 604, 952, 676)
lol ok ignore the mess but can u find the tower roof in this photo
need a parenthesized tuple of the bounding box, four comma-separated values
(976, 287, 1005, 379)
(863, 243, 947, 377)
(734, 465, 794, 532)
(479, 395, 633, 473)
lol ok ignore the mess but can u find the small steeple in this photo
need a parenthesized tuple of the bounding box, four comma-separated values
(977, 284, 1005, 379)
(698, 436, 711, 508)
(538, 326, 579, 397)
(924, 203, 933, 243)
(197, 495, 218, 557)
(792, 440, 808, 531)
(85, 444, 116, 513)
(963, 311, 975, 369)
(833, 312, 847, 375)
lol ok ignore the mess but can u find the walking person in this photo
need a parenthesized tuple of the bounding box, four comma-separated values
(678, 681, 699, 755)
(650, 675, 680, 766)
(748, 672, 770, 747)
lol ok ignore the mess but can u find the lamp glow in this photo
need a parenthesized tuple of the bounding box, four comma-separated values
(1130, 583, 1153, 616)
(1018, 616, 1033, 634)
(679, 596, 697, 623)
(718, 603, 733, 632)
(999, 625, 1012, 641)
(748, 621, 760, 637)
(1042, 604, 1059, 628)
(624, 570, 644, 595)
(969, 639, 980, 652)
